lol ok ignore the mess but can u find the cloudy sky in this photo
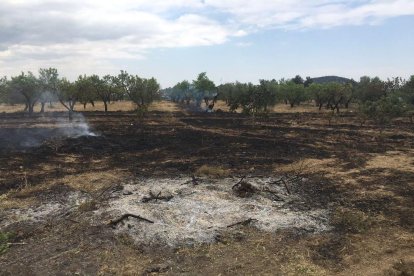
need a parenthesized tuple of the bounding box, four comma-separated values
(0, 0, 413, 87)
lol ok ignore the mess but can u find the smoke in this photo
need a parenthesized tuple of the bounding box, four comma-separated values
(59, 113, 97, 138)
(0, 112, 98, 151)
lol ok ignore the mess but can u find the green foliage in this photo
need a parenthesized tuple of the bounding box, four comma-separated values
(0, 76, 8, 103)
(292, 75, 304, 85)
(116, 71, 160, 111)
(38, 68, 59, 111)
(76, 75, 96, 108)
(38, 68, 59, 95)
(58, 78, 78, 111)
(307, 83, 329, 110)
(279, 81, 308, 107)
(9, 72, 41, 113)
(307, 82, 354, 112)
(193, 72, 216, 107)
(400, 75, 414, 111)
(356, 76, 386, 102)
(0, 232, 14, 255)
(171, 80, 193, 104)
(218, 80, 277, 115)
(358, 95, 405, 126)
(87, 74, 121, 112)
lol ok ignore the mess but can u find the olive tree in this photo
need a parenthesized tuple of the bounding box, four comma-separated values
(193, 72, 216, 109)
(278, 81, 307, 107)
(89, 74, 119, 112)
(77, 76, 96, 110)
(38, 68, 59, 113)
(358, 95, 405, 129)
(9, 72, 41, 114)
(173, 80, 193, 104)
(58, 78, 79, 119)
(117, 71, 160, 112)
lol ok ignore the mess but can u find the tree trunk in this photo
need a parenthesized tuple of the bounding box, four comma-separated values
(104, 101, 108, 112)
(40, 102, 45, 113)
(28, 102, 35, 114)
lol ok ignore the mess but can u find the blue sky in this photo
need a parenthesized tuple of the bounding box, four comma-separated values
(0, 0, 413, 87)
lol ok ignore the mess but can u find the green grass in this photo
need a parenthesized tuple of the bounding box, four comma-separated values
(0, 232, 14, 254)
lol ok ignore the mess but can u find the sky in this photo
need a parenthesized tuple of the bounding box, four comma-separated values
(0, 0, 413, 88)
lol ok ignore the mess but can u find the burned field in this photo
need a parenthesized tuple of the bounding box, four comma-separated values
(0, 108, 413, 275)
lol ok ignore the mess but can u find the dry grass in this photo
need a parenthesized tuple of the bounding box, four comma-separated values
(77, 200, 98, 212)
(274, 150, 414, 185)
(148, 101, 180, 112)
(175, 229, 329, 276)
(365, 150, 414, 173)
(331, 207, 373, 233)
(0, 101, 361, 116)
(274, 158, 338, 175)
(98, 247, 152, 275)
(0, 194, 36, 210)
(0, 100, 180, 113)
(195, 165, 231, 178)
(59, 170, 128, 193)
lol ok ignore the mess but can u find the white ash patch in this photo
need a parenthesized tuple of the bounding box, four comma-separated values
(102, 177, 330, 247)
(0, 191, 90, 228)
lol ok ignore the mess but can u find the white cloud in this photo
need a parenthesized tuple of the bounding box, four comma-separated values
(0, 0, 413, 78)
(204, 0, 414, 29)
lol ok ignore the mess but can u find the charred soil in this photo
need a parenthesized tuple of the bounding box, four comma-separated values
(0, 108, 413, 275)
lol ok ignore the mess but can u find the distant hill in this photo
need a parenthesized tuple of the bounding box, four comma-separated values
(311, 76, 355, 84)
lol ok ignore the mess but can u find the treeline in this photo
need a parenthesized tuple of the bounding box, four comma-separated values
(1, 69, 413, 124)
(164, 73, 414, 123)
(0, 68, 160, 115)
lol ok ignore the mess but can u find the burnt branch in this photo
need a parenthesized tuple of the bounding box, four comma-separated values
(232, 175, 246, 189)
(191, 175, 199, 185)
(227, 218, 258, 228)
(108, 213, 154, 228)
(142, 190, 173, 203)
(281, 178, 291, 195)
(262, 187, 284, 201)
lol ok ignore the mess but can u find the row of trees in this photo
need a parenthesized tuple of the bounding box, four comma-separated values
(164, 73, 414, 123)
(0, 68, 160, 115)
(1, 69, 413, 124)
(164, 72, 217, 110)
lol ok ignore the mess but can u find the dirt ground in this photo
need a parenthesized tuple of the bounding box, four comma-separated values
(0, 101, 413, 275)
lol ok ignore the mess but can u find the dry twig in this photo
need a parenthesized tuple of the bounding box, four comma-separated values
(108, 213, 154, 228)
(142, 191, 173, 203)
(227, 218, 257, 228)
